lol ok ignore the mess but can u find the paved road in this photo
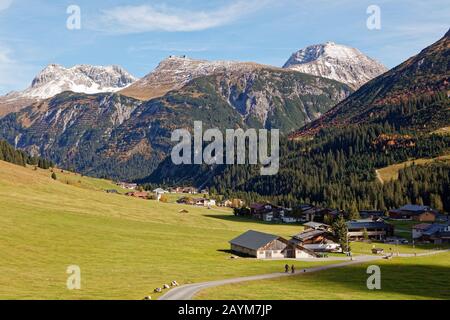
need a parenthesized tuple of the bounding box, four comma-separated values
(159, 256, 380, 300)
(159, 250, 449, 300)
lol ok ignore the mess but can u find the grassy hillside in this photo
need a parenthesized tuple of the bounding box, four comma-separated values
(376, 154, 450, 183)
(31, 166, 127, 194)
(196, 252, 450, 300)
(1, 161, 447, 300)
(0, 160, 333, 300)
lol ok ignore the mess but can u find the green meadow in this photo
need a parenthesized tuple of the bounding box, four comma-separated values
(0, 160, 448, 300)
(0, 161, 330, 300)
(196, 252, 450, 300)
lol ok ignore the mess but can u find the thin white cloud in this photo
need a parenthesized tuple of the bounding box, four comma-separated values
(0, 44, 34, 94)
(0, 0, 13, 11)
(0, 46, 17, 93)
(0, 46, 12, 64)
(96, 0, 269, 33)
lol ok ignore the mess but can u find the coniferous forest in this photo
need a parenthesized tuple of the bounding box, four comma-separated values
(147, 123, 450, 212)
(0, 140, 53, 169)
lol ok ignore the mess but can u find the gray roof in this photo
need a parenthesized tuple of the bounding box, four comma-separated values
(303, 222, 329, 229)
(359, 210, 385, 217)
(229, 230, 280, 250)
(293, 229, 328, 241)
(347, 220, 391, 230)
(423, 224, 448, 236)
(399, 204, 432, 212)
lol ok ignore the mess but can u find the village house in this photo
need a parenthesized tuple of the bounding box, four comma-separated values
(250, 203, 278, 222)
(199, 198, 216, 207)
(436, 214, 450, 223)
(323, 209, 348, 222)
(412, 223, 432, 239)
(303, 221, 331, 231)
(220, 200, 233, 207)
(346, 219, 394, 241)
(229, 230, 317, 259)
(280, 215, 302, 224)
(290, 205, 347, 223)
(389, 205, 437, 222)
(193, 198, 205, 206)
(125, 191, 149, 200)
(178, 197, 216, 207)
(171, 186, 198, 194)
(177, 197, 195, 205)
(290, 228, 341, 253)
(276, 207, 300, 223)
(413, 223, 450, 244)
(220, 199, 245, 208)
(117, 182, 137, 190)
(292, 204, 322, 222)
(153, 188, 169, 201)
(252, 203, 290, 222)
(359, 210, 386, 220)
(169, 187, 182, 193)
(430, 229, 450, 244)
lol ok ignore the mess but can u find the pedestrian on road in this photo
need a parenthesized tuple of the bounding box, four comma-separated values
(291, 265, 295, 274)
(285, 264, 289, 273)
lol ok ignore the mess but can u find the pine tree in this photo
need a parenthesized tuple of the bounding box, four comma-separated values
(363, 228, 369, 241)
(348, 202, 360, 220)
(333, 215, 349, 253)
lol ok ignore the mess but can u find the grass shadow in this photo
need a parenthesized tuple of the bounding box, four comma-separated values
(302, 261, 450, 300)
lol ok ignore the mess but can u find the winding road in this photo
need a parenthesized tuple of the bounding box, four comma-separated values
(159, 250, 449, 300)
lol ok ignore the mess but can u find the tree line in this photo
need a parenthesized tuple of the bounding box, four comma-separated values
(210, 123, 450, 212)
(0, 140, 53, 169)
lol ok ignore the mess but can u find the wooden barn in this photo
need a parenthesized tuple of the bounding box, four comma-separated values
(347, 220, 394, 241)
(389, 205, 437, 222)
(229, 230, 317, 259)
(290, 229, 341, 252)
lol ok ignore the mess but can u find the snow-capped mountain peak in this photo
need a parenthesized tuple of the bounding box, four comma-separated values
(24, 64, 137, 99)
(0, 63, 137, 117)
(283, 42, 387, 89)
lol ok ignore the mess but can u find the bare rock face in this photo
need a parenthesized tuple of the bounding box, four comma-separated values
(283, 42, 388, 90)
(120, 55, 353, 129)
(120, 56, 266, 101)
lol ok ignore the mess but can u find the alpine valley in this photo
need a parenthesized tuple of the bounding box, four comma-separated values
(144, 29, 450, 212)
(0, 31, 448, 195)
(1, 2, 450, 302)
(0, 54, 357, 180)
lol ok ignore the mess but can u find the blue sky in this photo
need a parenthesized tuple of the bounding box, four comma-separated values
(0, 0, 448, 94)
